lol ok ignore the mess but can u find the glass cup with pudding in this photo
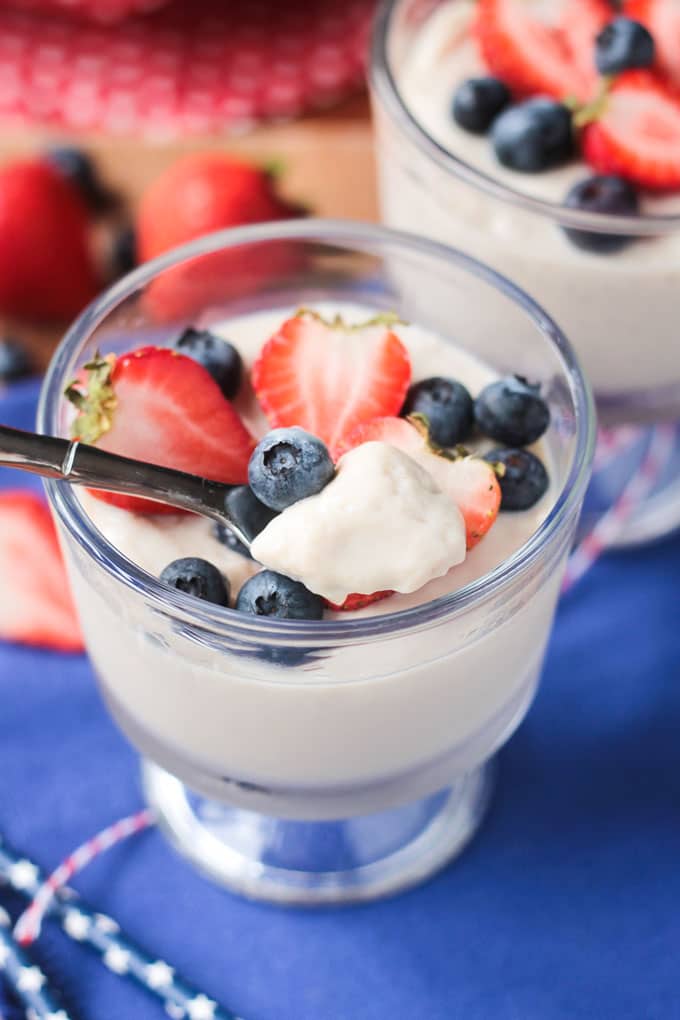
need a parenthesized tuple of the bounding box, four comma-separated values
(39, 220, 594, 904)
(370, 0, 680, 544)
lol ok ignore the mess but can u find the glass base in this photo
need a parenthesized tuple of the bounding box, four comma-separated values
(582, 423, 680, 547)
(142, 759, 496, 906)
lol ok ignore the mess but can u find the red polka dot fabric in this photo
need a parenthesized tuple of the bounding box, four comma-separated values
(0, 0, 376, 136)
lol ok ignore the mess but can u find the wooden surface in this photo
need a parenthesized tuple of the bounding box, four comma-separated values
(1, 93, 379, 368)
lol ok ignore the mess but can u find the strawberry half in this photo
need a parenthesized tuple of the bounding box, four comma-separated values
(252, 310, 412, 451)
(626, 0, 680, 88)
(474, 0, 611, 103)
(334, 416, 501, 550)
(66, 347, 255, 513)
(0, 490, 83, 652)
(582, 70, 680, 189)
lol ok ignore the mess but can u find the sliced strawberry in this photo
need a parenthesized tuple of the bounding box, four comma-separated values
(66, 347, 255, 513)
(0, 490, 83, 652)
(324, 590, 394, 612)
(474, 0, 610, 103)
(560, 0, 614, 93)
(626, 0, 680, 88)
(334, 417, 501, 550)
(251, 310, 411, 451)
(582, 70, 680, 189)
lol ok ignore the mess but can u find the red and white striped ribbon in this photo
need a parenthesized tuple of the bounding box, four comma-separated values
(562, 424, 676, 594)
(14, 807, 155, 946)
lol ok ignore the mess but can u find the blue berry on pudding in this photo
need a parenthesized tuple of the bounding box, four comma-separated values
(236, 570, 323, 620)
(172, 327, 243, 400)
(563, 175, 639, 253)
(491, 99, 574, 172)
(248, 428, 335, 511)
(0, 337, 32, 382)
(160, 557, 230, 605)
(215, 485, 279, 557)
(595, 17, 655, 75)
(452, 77, 511, 134)
(475, 376, 550, 446)
(401, 376, 474, 447)
(485, 448, 549, 511)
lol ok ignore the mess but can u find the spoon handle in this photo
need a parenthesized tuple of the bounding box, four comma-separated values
(0, 423, 238, 529)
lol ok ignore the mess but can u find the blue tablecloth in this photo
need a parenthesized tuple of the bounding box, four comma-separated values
(1, 380, 679, 1020)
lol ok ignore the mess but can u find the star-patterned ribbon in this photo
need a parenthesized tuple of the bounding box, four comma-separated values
(0, 837, 241, 1020)
(0, 905, 72, 1020)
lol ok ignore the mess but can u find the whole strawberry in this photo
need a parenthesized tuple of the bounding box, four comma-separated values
(137, 153, 298, 262)
(0, 160, 100, 321)
(138, 154, 303, 322)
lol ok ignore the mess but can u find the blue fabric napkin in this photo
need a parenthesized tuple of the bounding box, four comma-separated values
(1, 381, 679, 1020)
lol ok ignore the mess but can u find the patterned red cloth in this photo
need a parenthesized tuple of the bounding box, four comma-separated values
(3, 0, 169, 24)
(0, 0, 375, 135)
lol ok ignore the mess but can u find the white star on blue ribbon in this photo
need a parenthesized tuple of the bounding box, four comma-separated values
(186, 994, 217, 1020)
(62, 909, 90, 941)
(103, 945, 131, 974)
(8, 860, 39, 892)
(146, 960, 175, 989)
(17, 965, 46, 992)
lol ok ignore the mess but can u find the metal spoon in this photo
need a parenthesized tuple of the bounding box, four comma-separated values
(0, 423, 254, 549)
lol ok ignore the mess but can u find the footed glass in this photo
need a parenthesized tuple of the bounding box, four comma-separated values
(370, 0, 680, 543)
(39, 221, 594, 904)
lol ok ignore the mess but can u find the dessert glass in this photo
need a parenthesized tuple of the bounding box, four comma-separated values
(38, 220, 594, 905)
(370, 0, 680, 544)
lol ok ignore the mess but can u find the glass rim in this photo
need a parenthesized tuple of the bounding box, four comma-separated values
(370, 0, 680, 238)
(38, 218, 595, 644)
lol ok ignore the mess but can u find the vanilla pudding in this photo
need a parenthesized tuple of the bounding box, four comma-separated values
(371, 0, 680, 415)
(66, 302, 564, 819)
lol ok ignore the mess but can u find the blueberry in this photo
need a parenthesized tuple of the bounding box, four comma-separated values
(110, 225, 137, 279)
(484, 448, 549, 511)
(172, 327, 243, 400)
(475, 376, 550, 446)
(401, 376, 474, 447)
(45, 146, 118, 215)
(562, 175, 639, 253)
(0, 338, 32, 382)
(236, 570, 323, 620)
(248, 428, 335, 511)
(215, 485, 279, 558)
(491, 98, 574, 172)
(452, 76, 511, 134)
(595, 17, 654, 75)
(160, 557, 230, 605)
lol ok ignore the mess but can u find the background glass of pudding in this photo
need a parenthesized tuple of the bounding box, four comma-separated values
(370, 0, 680, 544)
(39, 220, 594, 905)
